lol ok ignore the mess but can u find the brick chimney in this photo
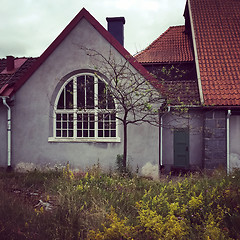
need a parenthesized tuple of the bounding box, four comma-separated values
(106, 17, 125, 46)
(6, 56, 15, 71)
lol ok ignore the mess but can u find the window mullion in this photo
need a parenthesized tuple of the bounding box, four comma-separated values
(73, 77, 77, 138)
(64, 87, 66, 109)
(94, 76, 98, 138)
(84, 75, 87, 109)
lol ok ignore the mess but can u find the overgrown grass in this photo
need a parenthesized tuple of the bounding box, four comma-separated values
(0, 165, 240, 239)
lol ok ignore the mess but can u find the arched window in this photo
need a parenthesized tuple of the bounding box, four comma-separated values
(53, 73, 119, 142)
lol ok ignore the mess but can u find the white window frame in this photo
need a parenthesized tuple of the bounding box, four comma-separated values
(48, 73, 120, 143)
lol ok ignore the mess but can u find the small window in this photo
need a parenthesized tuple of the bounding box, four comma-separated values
(53, 73, 118, 142)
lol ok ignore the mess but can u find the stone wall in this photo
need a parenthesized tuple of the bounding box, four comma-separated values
(204, 110, 226, 169)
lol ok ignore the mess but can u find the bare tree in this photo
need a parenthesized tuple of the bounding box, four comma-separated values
(82, 47, 163, 172)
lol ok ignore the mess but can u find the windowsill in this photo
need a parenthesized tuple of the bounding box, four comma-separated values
(48, 137, 121, 143)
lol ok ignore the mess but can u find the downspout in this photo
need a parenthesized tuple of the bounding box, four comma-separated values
(159, 106, 170, 170)
(227, 110, 231, 175)
(2, 97, 12, 170)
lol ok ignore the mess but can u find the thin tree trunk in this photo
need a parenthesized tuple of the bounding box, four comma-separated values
(123, 122, 127, 172)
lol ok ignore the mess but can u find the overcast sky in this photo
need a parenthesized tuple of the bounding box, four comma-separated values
(0, 0, 186, 58)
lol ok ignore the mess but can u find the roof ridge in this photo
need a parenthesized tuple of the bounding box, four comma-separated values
(2, 8, 160, 97)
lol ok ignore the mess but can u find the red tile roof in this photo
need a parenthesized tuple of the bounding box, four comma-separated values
(189, 0, 240, 106)
(135, 25, 199, 105)
(163, 79, 200, 105)
(135, 26, 194, 64)
(0, 58, 38, 96)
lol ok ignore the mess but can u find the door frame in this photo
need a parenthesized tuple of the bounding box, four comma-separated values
(173, 128, 189, 168)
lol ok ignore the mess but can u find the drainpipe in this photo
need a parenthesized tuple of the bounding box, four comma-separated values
(227, 110, 231, 175)
(2, 97, 12, 170)
(159, 106, 171, 170)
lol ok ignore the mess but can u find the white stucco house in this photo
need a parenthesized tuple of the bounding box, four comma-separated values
(1, 0, 240, 175)
(0, 8, 161, 171)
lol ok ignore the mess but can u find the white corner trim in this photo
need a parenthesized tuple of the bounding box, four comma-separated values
(48, 137, 121, 143)
(226, 110, 231, 175)
(188, 0, 204, 105)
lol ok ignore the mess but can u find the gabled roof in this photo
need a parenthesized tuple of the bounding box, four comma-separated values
(189, 0, 240, 106)
(0, 8, 160, 98)
(135, 26, 194, 64)
(135, 25, 199, 105)
(0, 58, 38, 96)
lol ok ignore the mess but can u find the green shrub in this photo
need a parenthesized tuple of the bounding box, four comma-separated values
(0, 167, 239, 239)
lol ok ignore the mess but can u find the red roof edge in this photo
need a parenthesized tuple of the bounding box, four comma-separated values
(11, 8, 161, 96)
(0, 84, 9, 95)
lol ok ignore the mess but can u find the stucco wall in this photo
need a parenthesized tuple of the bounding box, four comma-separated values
(162, 109, 203, 171)
(10, 18, 159, 171)
(0, 104, 7, 167)
(230, 115, 240, 170)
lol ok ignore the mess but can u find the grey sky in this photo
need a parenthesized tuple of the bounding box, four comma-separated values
(0, 0, 186, 58)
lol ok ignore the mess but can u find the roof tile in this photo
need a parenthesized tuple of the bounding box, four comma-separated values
(135, 26, 194, 64)
(0, 57, 38, 96)
(190, 0, 240, 106)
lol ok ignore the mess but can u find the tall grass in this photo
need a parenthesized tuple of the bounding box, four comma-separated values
(0, 166, 240, 239)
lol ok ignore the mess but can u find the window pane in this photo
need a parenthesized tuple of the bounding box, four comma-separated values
(68, 121, 73, 129)
(56, 130, 61, 137)
(89, 114, 94, 129)
(63, 130, 67, 137)
(63, 122, 67, 129)
(104, 130, 109, 137)
(83, 114, 88, 129)
(110, 113, 116, 121)
(104, 114, 110, 121)
(77, 122, 82, 129)
(66, 81, 73, 109)
(104, 122, 109, 129)
(90, 121, 94, 129)
(98, 130, 103, 137)
(107, 93, 115, 109)
(69, 130, 73, 137)
(90, 130, 94, 137)
(83, 130, 88, 137)
(86, 75, 94, 109)
(98, 121, 103, 129)
(77, 114, 82, 130)
(98, 80, 106, 109)
(77, 114, 82, 121)
(111, 122, 116, 129)
(98, 114, 103, 129)
(63, 114, 67, 120)
(56, 114, 61, 121)
(77, 130, 82, 137)
(57, 91, 64, 109)
(77, 76, 85, 109)
(111, 130, 116, 137)
(56, 122, 61, 129)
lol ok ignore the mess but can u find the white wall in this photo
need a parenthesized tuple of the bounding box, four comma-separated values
(230, 115, 240, 170)
(10, 18, 159, 171)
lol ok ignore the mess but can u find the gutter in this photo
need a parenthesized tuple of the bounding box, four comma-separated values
(227, 110, 231, 175)
(159, 106, 171, 172)
(188, 0, 204, 104)
(1, 97, 12, 170)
